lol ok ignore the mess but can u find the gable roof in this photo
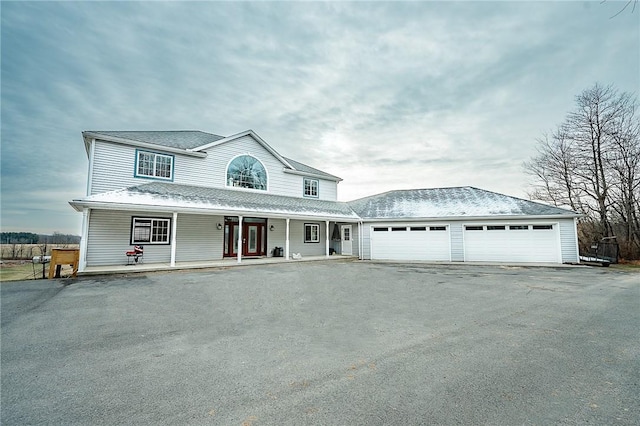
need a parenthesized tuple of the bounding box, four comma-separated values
(348, 187, 580, 220)
(83, 130, 225, 150)
(83, 129, 342, 182)
(70, 182, 359, 221)
(283, 157, 343, 182)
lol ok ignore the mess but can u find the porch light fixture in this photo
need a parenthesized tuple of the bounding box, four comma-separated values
(217, 223, 223, 230)
(269, 225, 275, 231)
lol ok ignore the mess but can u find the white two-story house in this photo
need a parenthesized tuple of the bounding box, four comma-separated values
(70, 129, 581, 272)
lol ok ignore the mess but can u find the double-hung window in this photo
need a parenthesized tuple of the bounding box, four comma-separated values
(135, 150, 174, 180)
(304, 178, 319, 198)
(131, 217, 171, 244)
(304, 223, 320, 243)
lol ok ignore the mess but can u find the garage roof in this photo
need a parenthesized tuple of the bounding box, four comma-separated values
(348, 187, 580, 219)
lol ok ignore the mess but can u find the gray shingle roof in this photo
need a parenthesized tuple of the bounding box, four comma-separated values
(283, 157, 342, 181)
(348, 187, 579, 219)
(78, 182, 359, 220)
(86, 131, 225, 150)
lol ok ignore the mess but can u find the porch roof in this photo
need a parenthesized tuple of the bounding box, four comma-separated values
(70, 182, 360, 221)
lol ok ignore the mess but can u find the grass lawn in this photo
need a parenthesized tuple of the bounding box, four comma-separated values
(0, 261, 75, 282)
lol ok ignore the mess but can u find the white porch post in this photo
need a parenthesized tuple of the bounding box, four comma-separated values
(170, 212, 178, 267)
(358, 222, 363, 260)
(325, 220, 330, 257)
(285, 218, 290, 260)
(237, 216, 243, 263)
(78, 208, 90, 272)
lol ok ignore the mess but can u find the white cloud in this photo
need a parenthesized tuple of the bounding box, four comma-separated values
(1, 1, 637, 233)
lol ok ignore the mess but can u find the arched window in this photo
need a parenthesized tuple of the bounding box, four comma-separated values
(226, 155, 267, 190)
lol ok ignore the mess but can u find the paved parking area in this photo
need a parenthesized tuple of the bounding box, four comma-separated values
(2, 261, 638, 425)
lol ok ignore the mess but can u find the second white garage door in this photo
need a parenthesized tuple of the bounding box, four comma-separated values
(464, 224, 560, 263)
(370, 225, 451, 261)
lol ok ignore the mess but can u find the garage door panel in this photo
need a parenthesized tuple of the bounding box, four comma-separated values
(371, 226, 450, 261)
(464, 225, 559, 263)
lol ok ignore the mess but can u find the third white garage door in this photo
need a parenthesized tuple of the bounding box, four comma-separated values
(463, 224, 560, 263)
(370, 225, 451, 261)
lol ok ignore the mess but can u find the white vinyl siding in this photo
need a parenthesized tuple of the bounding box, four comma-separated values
(463, 222, 561, 263)
(203, 135, 338, 200)
(86, 210, 171, 266)
(89, 136, 339, 200)
(287, 220, 328, 257)
(559, 218, 579, 263)
(370, 224, 451, 261)
(175, 214, 224, 261)
(449, 222, 464, 261)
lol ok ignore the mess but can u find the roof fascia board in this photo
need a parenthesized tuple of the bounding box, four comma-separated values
(283, 168, 343, 182)
(82, 132, 207, 158)
(189, 130, 294, 169)
(69, 200, 359, 221)
(359, 214, 583, 222)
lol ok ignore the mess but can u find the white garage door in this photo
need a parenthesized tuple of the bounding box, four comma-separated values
(464, 224, 560, 263)
(370, 225, 451, 261)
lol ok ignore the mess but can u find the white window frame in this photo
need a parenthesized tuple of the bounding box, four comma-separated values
(131, 217, 171, 245)
(303, 178, 319, 198)
(225, 154, 268, 191)
(304, 223, 320, 243)
(135, 149, 174, 181)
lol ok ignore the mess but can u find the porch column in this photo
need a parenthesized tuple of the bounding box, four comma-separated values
(237, 215, 243, 263)
(358, 222, 363, 260)
(170, 212, 178, 267)
(285, 218, 290, 260)
(78, 208, 90, 272)
(325, 220, 330, 257)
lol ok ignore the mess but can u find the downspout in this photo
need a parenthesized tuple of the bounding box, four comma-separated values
(79, 208, 90, 272)
(573, 217, 580, 263)
(170, 212, 178, 267)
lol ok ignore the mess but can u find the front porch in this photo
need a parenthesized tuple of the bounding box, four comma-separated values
(80, 254, 358, 276)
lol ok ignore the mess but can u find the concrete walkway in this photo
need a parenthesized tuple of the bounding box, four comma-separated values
(80, 254, 358, 276)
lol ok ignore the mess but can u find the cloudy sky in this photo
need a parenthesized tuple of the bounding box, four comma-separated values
(1, 1, 638, 235)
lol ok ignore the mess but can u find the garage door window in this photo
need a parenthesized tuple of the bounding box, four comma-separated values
(411, 226, 427, 231)
(373, 227, 388, 232)
(510, 225, 529, 230)
(392, 227, 407, 231)
(430, 226, 446, 231)
(465, 226, 483, 231)
(533, 225, 553, 230)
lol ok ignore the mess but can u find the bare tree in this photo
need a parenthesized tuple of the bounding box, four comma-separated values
(525, 83, 640, 258)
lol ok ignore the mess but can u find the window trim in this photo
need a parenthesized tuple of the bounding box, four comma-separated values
(532, 225, 553, 230)
(225, 154, 269, 191)
(134, 149, 174, 181)
(303, 178, 319, 198)
(130, 216, 172, 245)
(304, 223, 320, 243)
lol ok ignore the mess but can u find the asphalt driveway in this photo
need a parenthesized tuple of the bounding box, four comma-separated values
(2, 261, 638, 425)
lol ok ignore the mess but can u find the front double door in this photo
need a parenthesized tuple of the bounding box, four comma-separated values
(224, 217, 267, 257)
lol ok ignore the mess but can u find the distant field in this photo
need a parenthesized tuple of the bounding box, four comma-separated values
(0, 260, 76, 282)
(0, 244, 80, 260)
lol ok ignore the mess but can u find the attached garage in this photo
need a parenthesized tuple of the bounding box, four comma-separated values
(463, 223, 560, 263)
(370, 224, 450, 261)
(349, 187, 581, 265)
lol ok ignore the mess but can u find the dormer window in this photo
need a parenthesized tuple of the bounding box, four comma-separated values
(304, 178, 319, 198)
(135, 149, 174, 180)
(227, 155, 267, 190)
